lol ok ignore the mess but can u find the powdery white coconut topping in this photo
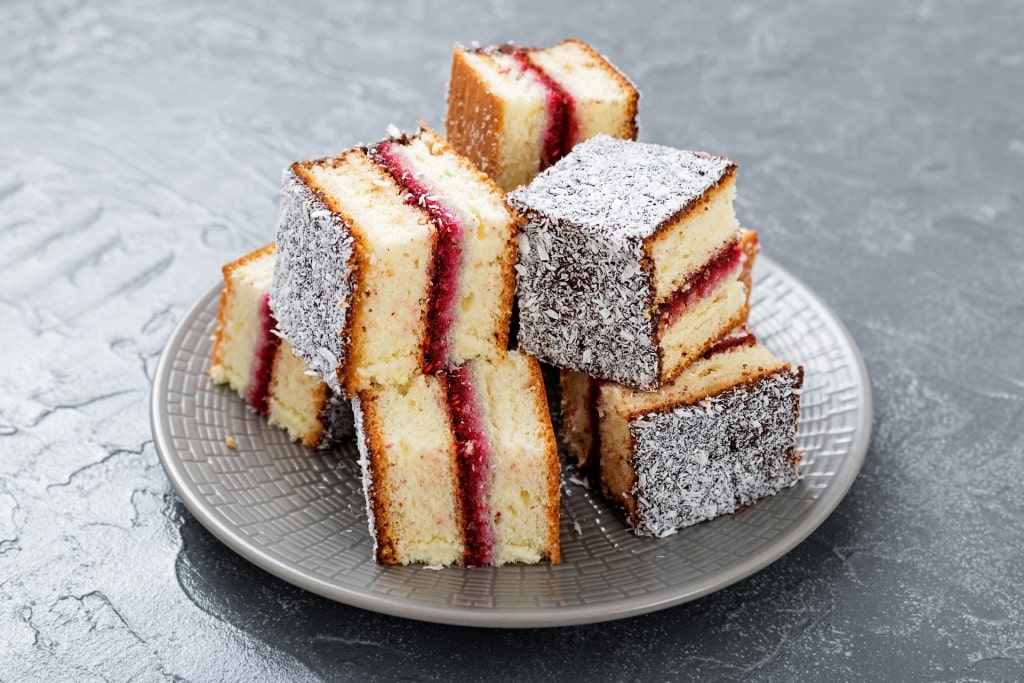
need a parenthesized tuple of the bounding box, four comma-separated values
(628, 368, 804, 537)
(269, 167, 356, 393)
(508, 134, 734, 239)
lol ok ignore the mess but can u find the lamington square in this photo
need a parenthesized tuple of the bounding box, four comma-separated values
(353, 351, 561, 566)
(270, 125, 519, 398)
(446, 39, 639, 191)
(209, 244, 352, 448)
(561, 330, 803, 537)
(508, 134, 750, 391)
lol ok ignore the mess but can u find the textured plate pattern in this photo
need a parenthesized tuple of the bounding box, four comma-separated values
(151, 256, 871, 627)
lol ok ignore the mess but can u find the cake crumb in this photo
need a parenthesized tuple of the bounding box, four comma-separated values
(225, 436, 236, 449)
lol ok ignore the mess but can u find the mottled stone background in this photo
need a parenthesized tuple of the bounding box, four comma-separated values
(2, 0, 1022, 680)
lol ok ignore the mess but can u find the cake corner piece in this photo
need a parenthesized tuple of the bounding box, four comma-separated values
(509, 136, 749, 391)
(445, 38, 639, 191)
(270, 124, 518, 399)
(562, 334, 804, 537)
(210, 243, 354, 448)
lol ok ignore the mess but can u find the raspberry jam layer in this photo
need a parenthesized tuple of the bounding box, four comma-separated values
(506, 47, 579, 170)
(369, 141, 463, 374)
(702, 325, 756, 359)
(246, 292, 281, 415)
(659, 241, 743, 331)
(443, 364, 495, 567)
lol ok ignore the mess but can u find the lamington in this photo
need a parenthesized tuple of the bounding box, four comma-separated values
(209, 244, 352, 448)
(353, 351, 561, 566)
(561, 227, 759, 479)
(270, 125, 519, 397)
(446, 39, 639, 191)
(508, 134, 750, 391)
(561, 329, 803, 537)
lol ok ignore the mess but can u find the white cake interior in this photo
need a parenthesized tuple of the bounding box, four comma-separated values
(358, 374, 463, 566)
(527, 39, 636, 145)
(392, 130, 515, 367)
(459, 49, 547, 190)
(357, 352, 559, 566)
(474, 351, 559, 564)
(302, 152, 434, 394)
(658, 272, 749, 379)
(647, 176, 740, 305)
(267, 339, 329, 448)
(209, 248, 275, 394)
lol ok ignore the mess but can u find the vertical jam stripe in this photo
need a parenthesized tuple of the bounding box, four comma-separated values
(503, 47, 579, 171)
(246, 292, 281, 415)
(368, 141, 464, 375)
(443, 364, 495, 567)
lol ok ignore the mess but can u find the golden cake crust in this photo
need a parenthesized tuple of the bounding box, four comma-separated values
(523, 357, 562, 563)
(739, 228, 759, 299)
(445, 48, 505, 186)
(355, 390, 400, 564)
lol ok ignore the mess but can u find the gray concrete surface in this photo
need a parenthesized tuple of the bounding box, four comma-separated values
(2, 1, 1022, 680)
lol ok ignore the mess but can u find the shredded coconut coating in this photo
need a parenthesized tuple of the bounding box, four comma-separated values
(508, 134, 734, 240)
(507, 136, 735, 389)
(514, 216, 659, 388)
(628, 369, 803, 537)
(269, 168, 355, 393)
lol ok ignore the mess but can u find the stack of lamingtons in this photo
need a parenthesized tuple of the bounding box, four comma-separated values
(507, 135, 804, 538)
(269, 124, 566, 568)
(207, 38, 803, 569)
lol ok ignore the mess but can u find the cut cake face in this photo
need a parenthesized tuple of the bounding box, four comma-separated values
(446, 39, 639, 191)
(508, 135, 750, 391)
(353, 351, 561, 566)
(561, 330, 803, 537)
(270, 125, 518, 398)
(209, 244, 353, 448)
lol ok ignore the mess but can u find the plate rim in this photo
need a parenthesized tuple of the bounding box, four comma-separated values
(151, 254, 872, 628)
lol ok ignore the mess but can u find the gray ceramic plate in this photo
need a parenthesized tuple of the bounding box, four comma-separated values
(151, 255, 871, 628)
